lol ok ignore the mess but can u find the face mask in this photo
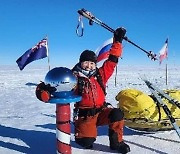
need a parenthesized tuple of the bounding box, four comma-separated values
(81, 69, 96, 77)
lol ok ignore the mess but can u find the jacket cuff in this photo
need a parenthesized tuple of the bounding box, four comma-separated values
(108, 54, 118, 63)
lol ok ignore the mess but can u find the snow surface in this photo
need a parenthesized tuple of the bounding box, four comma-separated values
(0, 65, 180, 154)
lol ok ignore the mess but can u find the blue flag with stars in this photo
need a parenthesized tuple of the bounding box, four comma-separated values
(16, 38, 48, 70)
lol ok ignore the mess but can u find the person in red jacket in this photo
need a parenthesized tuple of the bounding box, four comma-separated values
(36, 27, 130, 153)
(72, 27, 130, 153)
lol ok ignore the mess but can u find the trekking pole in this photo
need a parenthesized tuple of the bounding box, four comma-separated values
(77, 8, 157, 61)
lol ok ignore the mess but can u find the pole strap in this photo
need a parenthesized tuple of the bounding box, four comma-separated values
(76, 15, 84, 37)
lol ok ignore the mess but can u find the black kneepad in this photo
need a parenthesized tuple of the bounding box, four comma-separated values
(75, 137, 96, 148)
(108, 108, 124, 123)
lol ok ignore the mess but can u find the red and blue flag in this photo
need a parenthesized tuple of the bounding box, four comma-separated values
(16, 38, 48, 70)
(96, 38, 113, 62)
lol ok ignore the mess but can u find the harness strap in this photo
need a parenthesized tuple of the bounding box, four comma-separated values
(96, 68, 107, 95)
(77, 77, 86, 95)
(78, 107, 103, 117)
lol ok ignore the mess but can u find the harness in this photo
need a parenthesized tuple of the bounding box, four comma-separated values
(78, 107, 103, 118)
(73, 68, 108, 119)
(72, 63, 112, 120)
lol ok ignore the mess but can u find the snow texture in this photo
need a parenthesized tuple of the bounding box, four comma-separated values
(0, 65, 180, 154)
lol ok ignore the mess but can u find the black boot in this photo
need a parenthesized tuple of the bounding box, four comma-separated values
(110, 141, 130, 154)
(109, 129, 130, 153)
(75, 137, 95, 149)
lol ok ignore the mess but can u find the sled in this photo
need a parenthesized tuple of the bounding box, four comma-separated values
(116, 89, 180, 131)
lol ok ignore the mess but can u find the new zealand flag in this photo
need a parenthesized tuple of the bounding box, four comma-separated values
(16, 38, 48, 70)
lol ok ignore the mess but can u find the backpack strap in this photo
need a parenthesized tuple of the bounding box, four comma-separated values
(77, 77, 86, 95)
(95, 68, 107, 95)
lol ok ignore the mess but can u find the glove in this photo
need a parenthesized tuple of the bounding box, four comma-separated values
(35, 82, 56, 102)
(114, 27, 126, 43)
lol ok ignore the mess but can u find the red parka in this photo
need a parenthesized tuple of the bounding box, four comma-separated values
(74, 42, 122, 109)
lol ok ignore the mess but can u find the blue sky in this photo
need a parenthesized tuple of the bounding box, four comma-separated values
(0, 0, 180, 69)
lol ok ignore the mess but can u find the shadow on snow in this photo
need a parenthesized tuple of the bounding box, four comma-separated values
(0, 124, 55, 154)
(0, 122, 171, 153)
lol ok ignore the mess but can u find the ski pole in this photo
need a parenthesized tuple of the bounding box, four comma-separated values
(143, 80, 180, 139)
(140, 76, 180, 109)
(77, 8, 157, 61)
(144, 80, 180, 109)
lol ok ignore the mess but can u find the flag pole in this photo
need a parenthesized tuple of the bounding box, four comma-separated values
(159, 38, 168, 87)
(165, 37, 169, 87)
(46, 36, 51, 71)
(48, 53, 50, 71)
(115, 66, 117, 87)
(165, 62, 168, 86)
